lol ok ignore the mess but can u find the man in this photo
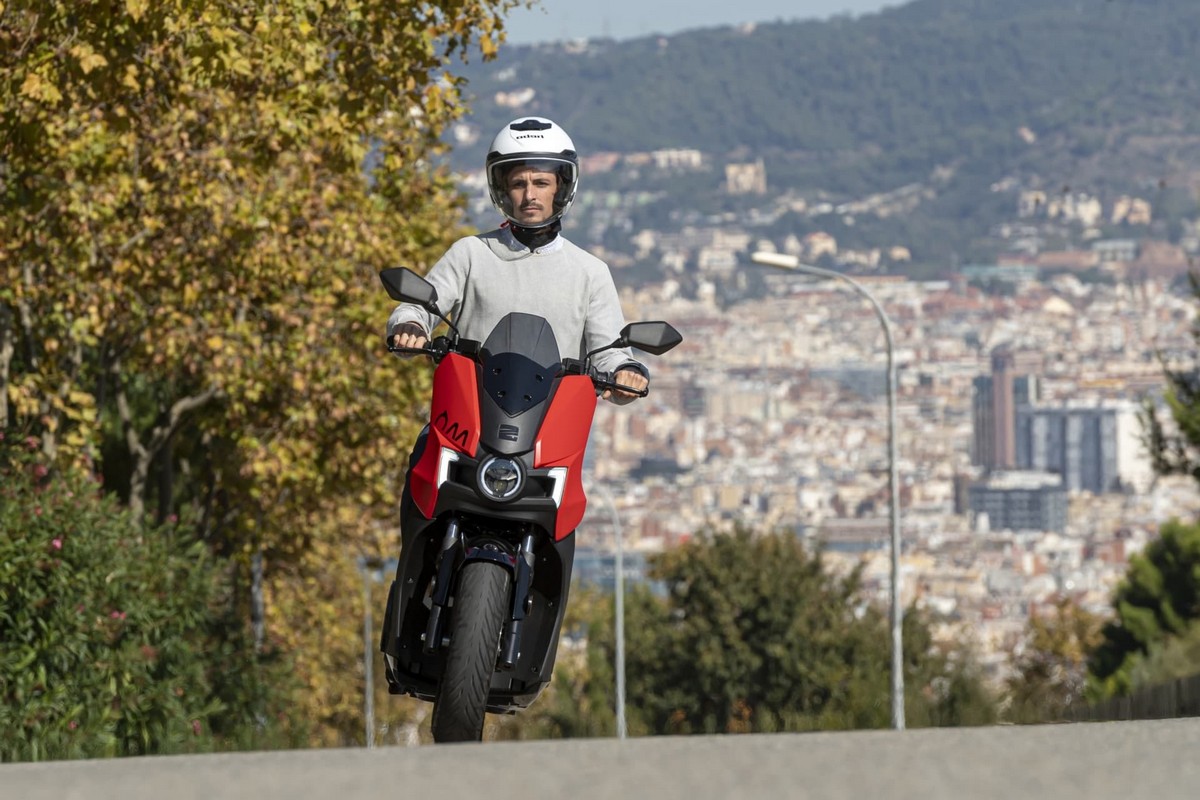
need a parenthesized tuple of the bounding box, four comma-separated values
(386, 116, 648, 401)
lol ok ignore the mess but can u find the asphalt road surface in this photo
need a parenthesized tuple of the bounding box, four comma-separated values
(3, 718, 1197, 800)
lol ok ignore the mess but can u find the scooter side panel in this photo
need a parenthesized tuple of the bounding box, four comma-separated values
(533, 376, 598, 540)
(410, 354, 481, 519)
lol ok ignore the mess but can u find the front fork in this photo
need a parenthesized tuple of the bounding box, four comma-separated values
(422, 515, 536, 672)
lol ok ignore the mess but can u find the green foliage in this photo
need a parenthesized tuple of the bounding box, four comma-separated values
(1087, 519, 1200, 699)
(1098, 274, 1200, 707)
(0, 438, 300, 762)
(606, 528, 996, 735)
(1126, 621, 1200, 690)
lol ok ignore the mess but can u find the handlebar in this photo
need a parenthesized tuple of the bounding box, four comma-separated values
(385, 335, 451, 360)
(590, 369, 650, 399)
(385, 338, 648, 398)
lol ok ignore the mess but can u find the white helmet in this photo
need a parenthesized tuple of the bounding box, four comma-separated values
(486, 117, 579, 228)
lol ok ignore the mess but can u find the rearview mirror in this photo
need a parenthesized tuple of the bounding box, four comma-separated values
(379, 267, 439, 314)
(618, 321, 683, 355)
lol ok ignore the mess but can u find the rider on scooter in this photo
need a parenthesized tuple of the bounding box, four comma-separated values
(385, 116, 648, 403)
(386, 117, 651, 536)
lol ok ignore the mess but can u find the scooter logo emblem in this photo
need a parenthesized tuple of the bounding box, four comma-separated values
(434, 410, 470, 449)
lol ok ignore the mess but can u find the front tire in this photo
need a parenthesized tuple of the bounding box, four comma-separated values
(430, 560, 511, 743)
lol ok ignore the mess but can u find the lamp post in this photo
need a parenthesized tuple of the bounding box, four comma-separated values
(751, 251, 905, 731)
(591, 481, 627, 739)
(356, 555, 396, 747)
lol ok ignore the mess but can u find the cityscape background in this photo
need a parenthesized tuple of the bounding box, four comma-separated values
(450, 0, 1200, 687)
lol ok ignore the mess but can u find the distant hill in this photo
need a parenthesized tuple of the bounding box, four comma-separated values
(449, 0, 1200, 272)
(457, 0, 1200, 184)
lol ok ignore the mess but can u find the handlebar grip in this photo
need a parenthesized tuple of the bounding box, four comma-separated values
(387, 344, 432, 356)
(591, 369, 649, 399)
(610, 382, 650, 398)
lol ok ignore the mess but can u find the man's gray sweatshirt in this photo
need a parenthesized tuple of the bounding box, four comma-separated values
(387, 227, 646, 380)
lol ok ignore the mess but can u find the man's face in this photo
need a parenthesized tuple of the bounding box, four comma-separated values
(505, 165, 558, 226)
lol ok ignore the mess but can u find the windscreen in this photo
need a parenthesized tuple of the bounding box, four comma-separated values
(479, 312, 561, 417)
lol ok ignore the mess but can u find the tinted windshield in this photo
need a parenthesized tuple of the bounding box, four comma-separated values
(479, 312, 561, 417)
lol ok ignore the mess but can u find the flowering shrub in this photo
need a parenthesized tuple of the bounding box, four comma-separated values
(0, 441, 296, 761)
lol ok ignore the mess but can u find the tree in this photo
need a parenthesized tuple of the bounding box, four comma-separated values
(1143, 275, 1200, 486)
(1087, 519, 1200, 698)
(1004, 597, 1103, 723)
(1, 0, 523, 746)
(1127, 621, 1200, 689)
(614, 528, 995, 735)
(1092, 288, 1200, 699)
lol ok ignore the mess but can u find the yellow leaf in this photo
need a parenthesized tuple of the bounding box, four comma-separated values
(70, 44, 108, 74)
(126, 0, 148, 22)
(206, 335, 224, 351)
(20, 72, 62, 104)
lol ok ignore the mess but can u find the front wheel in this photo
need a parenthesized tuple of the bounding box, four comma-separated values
(430, 560, 511, 743)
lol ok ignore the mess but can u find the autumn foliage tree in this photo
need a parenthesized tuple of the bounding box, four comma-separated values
(1, 0, 521, 749)
(1004, 597, 1103, 723)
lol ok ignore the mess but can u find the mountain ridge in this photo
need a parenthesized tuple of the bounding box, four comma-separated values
(448, 0, 1200, 273)
(458, 0, 1200, 185)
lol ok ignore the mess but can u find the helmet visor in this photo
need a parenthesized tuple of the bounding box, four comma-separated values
(487, 157, 579, 228)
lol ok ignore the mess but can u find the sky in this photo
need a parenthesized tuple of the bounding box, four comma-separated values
(500, 0, 903, 45)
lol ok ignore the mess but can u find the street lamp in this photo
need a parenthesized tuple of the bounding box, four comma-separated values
(590, 480, 627, 740)
(751, 251, 906, 731)
(356, 555, 397, 748)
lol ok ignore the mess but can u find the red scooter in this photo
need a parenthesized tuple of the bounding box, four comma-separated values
(377, 267, 681, 742)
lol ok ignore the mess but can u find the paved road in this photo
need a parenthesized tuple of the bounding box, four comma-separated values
(3, 718, 1197, 800)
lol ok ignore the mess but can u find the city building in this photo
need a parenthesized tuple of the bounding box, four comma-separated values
(1015, 400, 1151, 493)
(968, 472, 1068, 533)
(972, 349, 1040, 470)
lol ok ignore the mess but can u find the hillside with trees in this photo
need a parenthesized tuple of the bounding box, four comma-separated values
(451, 0, 1200, 271)
(461, 0, 1200, 186)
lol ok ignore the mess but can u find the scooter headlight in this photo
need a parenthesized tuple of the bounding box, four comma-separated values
(477, 456, 524, 502)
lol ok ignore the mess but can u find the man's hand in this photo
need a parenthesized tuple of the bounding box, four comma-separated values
(389, 322, 429, 351)
(603, 368, 649, 404)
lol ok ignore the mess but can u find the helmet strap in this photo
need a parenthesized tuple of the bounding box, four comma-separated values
(510, 219, 562, 250)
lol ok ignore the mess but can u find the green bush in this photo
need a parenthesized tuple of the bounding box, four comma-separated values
(0, 436, 298, 761)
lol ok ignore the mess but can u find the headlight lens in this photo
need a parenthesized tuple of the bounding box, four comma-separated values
(478, 456, 524, 501)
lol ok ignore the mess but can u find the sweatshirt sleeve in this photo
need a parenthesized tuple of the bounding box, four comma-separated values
(386, 239, 472, 338)
(584, 263, 649, 381)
